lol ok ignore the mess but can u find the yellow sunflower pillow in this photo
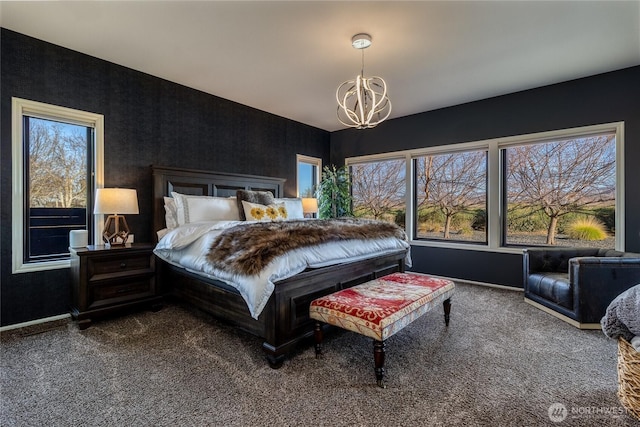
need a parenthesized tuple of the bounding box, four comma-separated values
(241, 200, 288, 222)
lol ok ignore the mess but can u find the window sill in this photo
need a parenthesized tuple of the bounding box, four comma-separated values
(12, 258, 71, 274)
(409, 239, 524, 255)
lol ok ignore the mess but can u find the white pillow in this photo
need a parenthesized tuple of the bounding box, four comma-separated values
(242, 200, 288, 222)
(171, 192, 240, 224)
(156, 228, 169, 240)
(274, 198, 304, 219)
(163, 197, 179, 229)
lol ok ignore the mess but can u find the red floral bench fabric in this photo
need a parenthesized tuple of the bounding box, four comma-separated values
(309, 272, 455, 387)
(309, 272, 455, 341)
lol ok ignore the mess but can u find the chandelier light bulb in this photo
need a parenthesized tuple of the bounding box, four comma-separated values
(336, 33, 392, 129)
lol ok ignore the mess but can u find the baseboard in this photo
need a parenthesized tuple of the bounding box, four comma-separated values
(0, 313, 71, 333)
(422, 274, 523, 292)
(524, 298, 601, 330)
(0, 278, 520, 334)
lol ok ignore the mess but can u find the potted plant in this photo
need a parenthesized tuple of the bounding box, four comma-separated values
(316, 165, 352, 219)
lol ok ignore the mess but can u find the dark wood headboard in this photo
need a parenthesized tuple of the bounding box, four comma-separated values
(152, 166, 286, 234)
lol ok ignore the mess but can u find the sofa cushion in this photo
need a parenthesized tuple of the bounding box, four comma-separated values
(527, 248, 600, 273)
(527, 273, 573, 309)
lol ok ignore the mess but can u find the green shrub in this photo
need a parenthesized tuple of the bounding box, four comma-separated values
(471, 209, 486, 231)
(557, 212, 584, 234)
(417, 207, 444, 224)
(566, 217, 608, 241)
(457, 221, 474, 236)
(594, 207, 615, 232)
(507, 206, 548, 233)
(418, 220, 440, 233)
(451, 212, 473, 227)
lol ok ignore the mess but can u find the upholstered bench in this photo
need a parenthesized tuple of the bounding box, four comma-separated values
(309, 272, 455, 388)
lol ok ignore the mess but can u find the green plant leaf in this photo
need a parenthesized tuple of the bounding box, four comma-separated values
(315, 165, 353, 219)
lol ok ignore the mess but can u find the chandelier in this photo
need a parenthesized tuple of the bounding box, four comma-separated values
(336, 33, 392, 129)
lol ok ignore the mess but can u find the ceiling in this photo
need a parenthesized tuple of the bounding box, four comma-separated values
(1, 1, 639, 132)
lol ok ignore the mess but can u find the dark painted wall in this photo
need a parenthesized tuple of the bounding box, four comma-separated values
(331, 66, 640, 287)
(3, 27, 638, 326)
(1, 29, 329, 326)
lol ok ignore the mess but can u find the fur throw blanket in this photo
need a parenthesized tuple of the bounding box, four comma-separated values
(207, 218, 407, 276)
(601, 284, 640, 341)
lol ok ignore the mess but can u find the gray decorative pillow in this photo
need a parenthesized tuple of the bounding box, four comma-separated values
(236, 190, 275, 220)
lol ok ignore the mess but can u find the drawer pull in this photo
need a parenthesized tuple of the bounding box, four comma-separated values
(120, 263, 127, 269)
(117, 287, 133, 293)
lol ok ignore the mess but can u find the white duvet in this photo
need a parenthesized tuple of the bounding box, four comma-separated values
(154, 220, 412, 319)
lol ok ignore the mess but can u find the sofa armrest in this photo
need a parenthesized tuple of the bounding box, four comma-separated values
(569, 256, 640, 322)
(570, 256, 640, 287)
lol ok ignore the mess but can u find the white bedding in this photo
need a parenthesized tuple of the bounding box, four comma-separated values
(154, 220, 412, 319)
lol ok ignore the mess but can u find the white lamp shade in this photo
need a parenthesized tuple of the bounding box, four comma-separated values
(94, 188, 139, 215)
(302, 197, 318, 214)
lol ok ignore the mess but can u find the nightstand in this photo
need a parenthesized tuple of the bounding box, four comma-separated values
(70, 243, 162, 329)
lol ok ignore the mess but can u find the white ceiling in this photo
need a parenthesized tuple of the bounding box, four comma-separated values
(1, 1, 639, 132)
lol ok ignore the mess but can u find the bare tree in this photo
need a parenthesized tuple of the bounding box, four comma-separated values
(506, 135, 615, 244)
(416, 151, 486, 238)
(29, 120, 87, 208)
(351, 160, 405, 220)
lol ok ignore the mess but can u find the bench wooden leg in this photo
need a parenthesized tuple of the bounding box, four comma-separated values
(443, 298, 451, 326)
(373, 340, 386, 388)
(314, 321, 323, 358)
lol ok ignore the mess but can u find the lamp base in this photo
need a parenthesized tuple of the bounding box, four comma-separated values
(102, 214, 130, 245)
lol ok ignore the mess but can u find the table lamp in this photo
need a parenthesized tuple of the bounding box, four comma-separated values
(94, 188, 139, 245)
(302, 197, 318, 218)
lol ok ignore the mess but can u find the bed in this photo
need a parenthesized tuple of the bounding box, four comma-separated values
(152, 165, 409, 368)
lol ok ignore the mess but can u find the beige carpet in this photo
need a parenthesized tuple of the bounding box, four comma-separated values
(1, 283, 637, 426)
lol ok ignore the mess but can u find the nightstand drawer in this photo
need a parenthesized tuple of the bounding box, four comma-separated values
(88, 277, 155, 309)
(88, 253, 154, 280)
(70, 244, 161, 328)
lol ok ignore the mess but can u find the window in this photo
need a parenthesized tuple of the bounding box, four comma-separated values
(12, 98, 104, 273)
(297, 154, 321, 197)
(345, 122, 625, 252)
(503, 133, 616, 248)
(414, 150, 487, 243)
(350, 159, 406, 227)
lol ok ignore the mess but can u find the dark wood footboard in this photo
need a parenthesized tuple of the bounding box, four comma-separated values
(152, 165, 407, 366)
(157, 249, 406, 367)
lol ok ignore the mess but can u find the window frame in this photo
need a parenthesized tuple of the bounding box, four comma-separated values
(12, 97, 104, 273)
(500, 131, 618, 248)
(347, 155, 408, 225)
(296, 154, 322, 197)
(412, 148, 489, 245)
(345, 121, 625, 253)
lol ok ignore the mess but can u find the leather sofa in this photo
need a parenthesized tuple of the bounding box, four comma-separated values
(523, 248, 640, 328)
